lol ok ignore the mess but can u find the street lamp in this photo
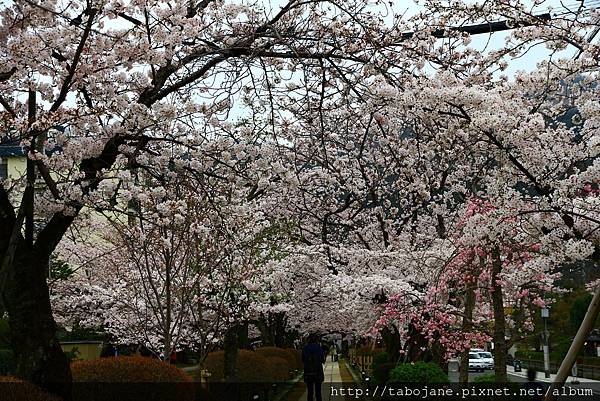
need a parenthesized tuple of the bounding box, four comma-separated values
(542, 307, 550, 378)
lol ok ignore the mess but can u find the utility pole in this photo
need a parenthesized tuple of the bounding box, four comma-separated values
(542, 307, 550, 378)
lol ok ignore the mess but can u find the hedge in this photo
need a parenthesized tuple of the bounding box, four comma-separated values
(203, 350, 271, 382)
(202, 350, 294, 401)
(387, 362, 448, 383)
(283, 348, 303, 370)
(255, 347, 297, 372)
(264, 356, 290, 382)
(472, 374, 512, 383)
(71, 356, 194, 401)
(371, 352, 396, 384)
(203, 348, 300, 383)
(0, 377, 61, 401)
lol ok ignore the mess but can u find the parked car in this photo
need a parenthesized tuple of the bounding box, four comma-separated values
(477, 351, 494, 370)
(468, 352, 485, 372)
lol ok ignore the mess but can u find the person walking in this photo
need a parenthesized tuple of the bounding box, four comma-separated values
(303, 333, 325, 401)
(523, 369, 546, 401)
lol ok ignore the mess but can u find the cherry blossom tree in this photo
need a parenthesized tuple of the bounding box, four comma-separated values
(256, 2, 600, 389)
(0, 0, 411, 396)
(374, 198, 566, 382)
(51, 167, 281, 361)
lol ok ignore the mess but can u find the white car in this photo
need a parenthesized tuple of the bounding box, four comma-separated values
(477, 351, 494, 370)
(468, 352, 485, 372)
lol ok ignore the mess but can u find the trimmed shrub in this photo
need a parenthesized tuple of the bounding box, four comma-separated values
(473, 374, 513, 383)
(371, 352, 395, 384)
(388, 362, 448, 383)
(264, 356, 290, 382)
(72, 355, 191, 382)
(0, 376, 61, 401)
(255, 347, 295, 371)
(473, 374, 496, 383)
(202, 350, 225, 380)
(283, 348, 302, 370)
(71, 356, 194, 401)
(235, 350, 271, 382)
(0, 349, 15, 375)
(203, 350, 271, 382)
(470, 375, 524, 401)
(372, 351, 389, 364)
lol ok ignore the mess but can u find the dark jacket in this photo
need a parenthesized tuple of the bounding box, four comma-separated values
(523, 381, 546, 401)
(302, 343, 325, 382)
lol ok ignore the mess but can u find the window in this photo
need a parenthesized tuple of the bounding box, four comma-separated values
(0, 159, 7, 180)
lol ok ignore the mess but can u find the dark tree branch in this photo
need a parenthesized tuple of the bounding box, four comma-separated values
(186, 0, 216, 18)
(0, 94, 16, 118)
(139, 0, 299, 106)
(49, 7, 97, 113)
(0, 67, 16, 82)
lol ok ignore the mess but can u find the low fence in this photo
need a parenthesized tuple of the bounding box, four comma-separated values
(520, 358, 600, 380)
(348, 349, 373, 376)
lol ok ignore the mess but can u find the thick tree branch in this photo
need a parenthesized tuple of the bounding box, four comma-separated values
(0, 94, 16, 118)
(49, 7, 97, 113)
(139, 0, 300, 106)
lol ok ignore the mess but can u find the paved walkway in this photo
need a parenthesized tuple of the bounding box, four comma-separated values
(298, 360, 343, 401)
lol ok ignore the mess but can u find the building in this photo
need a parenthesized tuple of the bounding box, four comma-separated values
(0, 139, 25, 181)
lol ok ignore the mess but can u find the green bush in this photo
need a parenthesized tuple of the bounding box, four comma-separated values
(0, 349, 15, 375)
(372, 352, 389, 365)
(371, 352, 395, 384)
(472, 374, 512, 383)
(388, 362, 448, 383)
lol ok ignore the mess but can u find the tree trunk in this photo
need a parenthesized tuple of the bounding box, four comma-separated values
(256, 312, 294, 348)
(491, 248, 507, 382)
(237, 322, 249, 349)
(272, 312, 286, 348)
(545, 261, 600, 401)
(223, 326, 238, 381)
(255, 314, 273, 346)
(380, 325, 400, 362)
(2, 247, 72, 400)
(459, 287, 476, 383)
(163, 331, 172, 364)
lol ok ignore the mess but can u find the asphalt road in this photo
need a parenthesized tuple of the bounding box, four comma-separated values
(462, 370, 599, 401)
